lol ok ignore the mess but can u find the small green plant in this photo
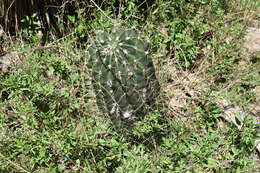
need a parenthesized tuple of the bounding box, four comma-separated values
(88, 26, 160, 133)
(21, 13, 42, 43)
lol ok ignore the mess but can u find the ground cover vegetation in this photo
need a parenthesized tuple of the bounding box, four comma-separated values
(0, 0, 260, 172)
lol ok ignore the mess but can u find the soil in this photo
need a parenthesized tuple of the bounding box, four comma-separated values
(244, 27, 260, 53)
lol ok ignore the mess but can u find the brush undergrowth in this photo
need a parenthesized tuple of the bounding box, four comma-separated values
(1, 0, 260, 172)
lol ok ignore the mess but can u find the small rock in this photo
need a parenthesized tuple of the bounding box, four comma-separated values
(216, 99, 253, 130)
(0, 51, 19, 72)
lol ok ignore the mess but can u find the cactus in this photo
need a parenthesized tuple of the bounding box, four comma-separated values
(88, 27, 159, 132)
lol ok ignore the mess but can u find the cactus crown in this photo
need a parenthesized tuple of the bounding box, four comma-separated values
(88, 27, 159, 132)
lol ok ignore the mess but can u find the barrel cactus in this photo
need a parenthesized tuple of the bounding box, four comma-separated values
(88, 27, 159, 132)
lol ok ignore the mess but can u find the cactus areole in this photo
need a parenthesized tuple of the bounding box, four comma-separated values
(88, 27, 159, 131)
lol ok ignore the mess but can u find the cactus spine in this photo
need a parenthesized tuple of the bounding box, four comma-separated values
(88, 27, 159, 132)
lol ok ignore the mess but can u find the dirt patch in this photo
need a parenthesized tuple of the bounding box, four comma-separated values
(244, 27, 260, 122)
(244, 27, 260, 54)
(160, 60, 203, 119)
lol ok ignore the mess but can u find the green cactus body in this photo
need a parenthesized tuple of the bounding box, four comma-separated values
(88, 27, 159, 132)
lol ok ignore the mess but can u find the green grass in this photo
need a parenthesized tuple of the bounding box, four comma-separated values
(1, 0, 260, 172)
